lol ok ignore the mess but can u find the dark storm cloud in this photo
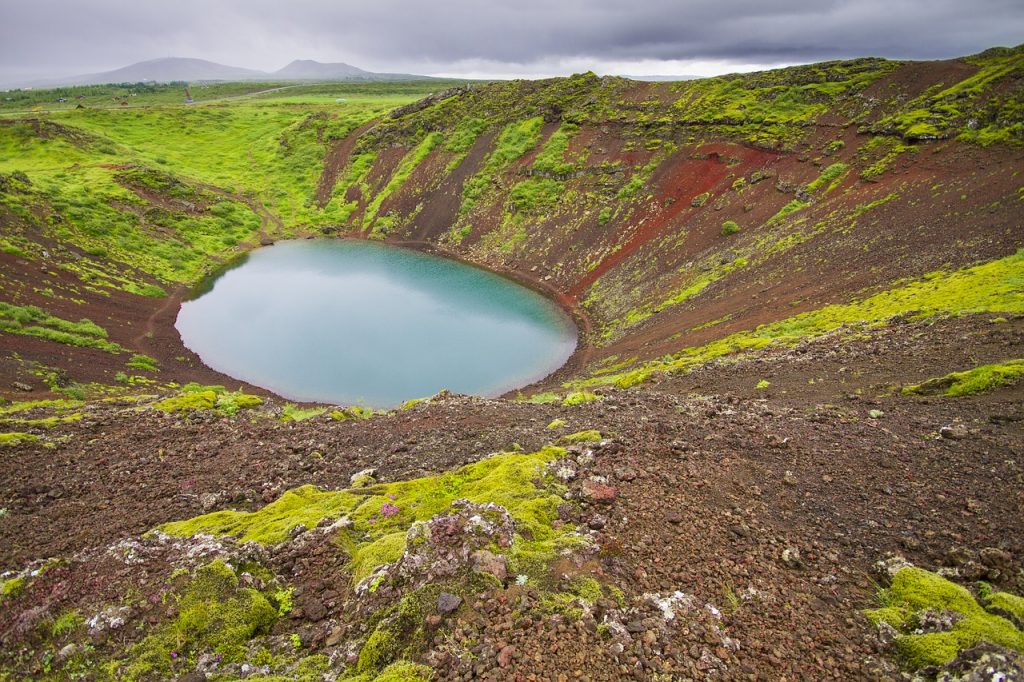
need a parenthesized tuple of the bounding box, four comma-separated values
(1, 0, 1022, 82)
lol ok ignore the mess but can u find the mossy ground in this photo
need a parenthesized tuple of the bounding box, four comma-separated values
(580, 249, 1024, 390)
(160, 445, 579, 584)
(866, 567, 1024, 670)
(903, 359, 1024, 397)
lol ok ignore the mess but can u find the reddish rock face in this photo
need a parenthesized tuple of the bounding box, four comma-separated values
(581, 479, 618, 504)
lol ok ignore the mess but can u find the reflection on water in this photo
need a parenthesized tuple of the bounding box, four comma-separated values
(176, 239, 577, 407)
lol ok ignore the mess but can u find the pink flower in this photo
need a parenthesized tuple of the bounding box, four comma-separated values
(381, 502, 400, 518)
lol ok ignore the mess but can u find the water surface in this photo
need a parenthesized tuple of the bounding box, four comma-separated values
(176, 240, 576, 407)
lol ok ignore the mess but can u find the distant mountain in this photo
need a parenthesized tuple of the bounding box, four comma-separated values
(11, 57, 433, 89)
(272, 59, 430, 82)
(274, 60, 373, 80)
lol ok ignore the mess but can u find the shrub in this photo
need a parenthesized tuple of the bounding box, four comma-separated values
(721, 220, 741, 236)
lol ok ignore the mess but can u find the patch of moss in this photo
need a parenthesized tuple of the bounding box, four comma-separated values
(558, 429, 602, 444)
(902, 360, 1024, 397)
(279, 403, 326, 422)
(0, 576, 26, 601)
(152, 390, 218, 412)
(546, 418, 566, 430)
(117, 560, 279, 680)
(561, 391, 601, 407)
(721, 220, 740, 236)
(582, 250, 1024, 390)
(160, 446, 578, 586)
(329, 405, 378, 421)
(987, 591, 1024, 626)
(125, 353, 159, 372)
(866, 567, 1024, 670)
(0, 432, 40, 447)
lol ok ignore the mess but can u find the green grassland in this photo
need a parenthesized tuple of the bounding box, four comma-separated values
(0, 81, 455, 297)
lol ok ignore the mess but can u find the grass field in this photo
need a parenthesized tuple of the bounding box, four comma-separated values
(0, 81, 466, 291)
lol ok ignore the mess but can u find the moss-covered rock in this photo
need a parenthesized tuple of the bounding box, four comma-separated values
(866, 567, 1024, 670)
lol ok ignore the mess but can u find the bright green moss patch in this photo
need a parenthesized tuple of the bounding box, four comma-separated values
(581, 250, 1024, 389)
(805, 162, 848, 193)
(866, 567, 1024, 670)
(721, 220, 740, 236)
(116, 560, 280, 680)
(559, 430, 602, 444)
(161, 446, 576, 587)
(562, 390, 601, 406)
(126, 353, 159, 372)
(151, 384, 263, 415)
(0, 413, 82, 429)
(987, 591, 1024, 625)
(160, 485, 361, 545)
(0, 432, 40, 447)
(0, 398, 85, 415)
(279, 403, 326, 422)
(547, 418, 566, 430)
(902, 360, 1024, 397)
(0, 576, 26, 600)
(460, 117, 544, 215)
(328, 405, 378, 421)
(152, 390, 218, 412)
(0, 302, 123, 353)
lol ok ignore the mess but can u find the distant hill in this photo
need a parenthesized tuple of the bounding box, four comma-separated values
(272, 59, 431, 82)
(11, 57, 434, 88)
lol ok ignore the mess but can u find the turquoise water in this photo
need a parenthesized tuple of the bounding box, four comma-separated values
(175, 240, 577, 407)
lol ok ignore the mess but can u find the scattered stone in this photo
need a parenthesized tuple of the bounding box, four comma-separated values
(581, 479, 617, 504)
(471, 549, 508, 583)
(783, 471, 798, 486)
(931, 642, 1024, 681)
(498, 644, 516, 668)
(438, 592, 462, 614)
(198, 492, 219, 512)
(349, 468, 377, 488)
(940, 424, 970, 440)
(781, 547, 803, 568)
(11, 381, 32, 392)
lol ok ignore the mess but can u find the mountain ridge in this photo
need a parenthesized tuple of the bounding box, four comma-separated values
(8, 56, 435, 89)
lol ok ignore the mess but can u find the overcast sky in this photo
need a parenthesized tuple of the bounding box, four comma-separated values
(1, 0, 1022, 83)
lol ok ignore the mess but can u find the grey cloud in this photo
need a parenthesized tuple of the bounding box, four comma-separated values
(1, 0, 1021, 82)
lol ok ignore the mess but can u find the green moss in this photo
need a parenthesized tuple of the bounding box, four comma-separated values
(51, 610, 85, 638)
(216, 391, 263, 416)
(0, 302, 123, 353)
(558, 429, 602, 444)
(160, 485, 361, 546)
(370, 661, 432, 681)
(279, 403, 326, 422)
(597, 206, 613, 225)
(721, 220, 740, 236)
(161, 446, 576, 587)
(805, 162, 848, 193)
(152, 390, 218, 412)
(521, 391, 560, 404)
(546, 418, 566, 430)
(0, 576, 26, 600)
(561, 391, 601, 407)
(755, 379, 771, 390)
(0, 432, 40, 447)
(328, 405, 378, 421)
(903, 360, 1024, 397)
(0, 398, 84, 415)
(582, 250, 1024, 390)
(460, 117, 544, 215)
(988, 592, 1024, 625)
(126, 353, 159, 372)
(119, 560, 279, 679)
(866, 567, 1024, 670)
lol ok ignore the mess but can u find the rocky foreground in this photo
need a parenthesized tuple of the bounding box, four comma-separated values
(1, 313, 1022, 680)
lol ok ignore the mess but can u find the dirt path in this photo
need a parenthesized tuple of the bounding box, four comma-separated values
(315, 120, 377, 207)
